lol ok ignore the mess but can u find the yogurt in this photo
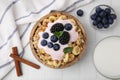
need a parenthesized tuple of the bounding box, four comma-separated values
(38, 19, 78, 60)
(94, 36, 120, 79)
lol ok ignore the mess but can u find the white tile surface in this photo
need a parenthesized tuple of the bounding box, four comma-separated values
(4, 0, 120, 80)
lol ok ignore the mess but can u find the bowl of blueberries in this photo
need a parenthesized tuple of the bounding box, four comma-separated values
(90, 4, 117, 30)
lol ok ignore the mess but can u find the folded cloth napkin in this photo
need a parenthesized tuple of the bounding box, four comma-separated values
(0, 0, 93, 79)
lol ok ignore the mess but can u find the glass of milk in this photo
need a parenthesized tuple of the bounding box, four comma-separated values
(93, 36, 120, 79)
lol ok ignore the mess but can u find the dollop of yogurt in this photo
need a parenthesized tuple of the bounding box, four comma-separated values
(38, 19, 78, 60)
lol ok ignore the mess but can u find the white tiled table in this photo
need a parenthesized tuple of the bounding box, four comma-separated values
(4, 0, 120, 80)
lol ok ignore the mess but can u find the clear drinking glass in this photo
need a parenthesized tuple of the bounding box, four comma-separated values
(93, 36, 120, 79)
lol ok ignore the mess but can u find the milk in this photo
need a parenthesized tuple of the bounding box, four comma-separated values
(94, 36, 120, 79)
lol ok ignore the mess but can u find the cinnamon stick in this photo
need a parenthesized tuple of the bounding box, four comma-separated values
(10, 54, 40, 69)
(12, 47, 22, 76)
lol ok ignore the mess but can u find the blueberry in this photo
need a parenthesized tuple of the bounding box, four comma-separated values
(104, 24, 109, 28)
(91, 13, 97, 20)
(102, 18, 108, 24)
(108, 18, 114, 24)
(92, 20, 98, 26)
(77, 9, 84, 16)
(96, 17, 102, 22)
(41, 40, 47, 46)
(97, 23, 103, 29)
(42, 32, 49, 39)
(110, 14, 117, 19)
(106, 13, 110, 18)
(99, 11, 106, 17)
(64, 23, 72, 31)
(96, 6, 102, 13)
(105, 8, 111, 14)
(47, 42, 53, 48)
(53, 44, 60, 51)
(50, 35, 58, 42)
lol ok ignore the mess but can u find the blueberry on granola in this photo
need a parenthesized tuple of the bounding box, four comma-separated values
(42, 32, 49, 39)
(65, 23, 72, 31)
(53, 43, 60, 51)
(50, 35, 58, 42)
(41, 40, 47, 46)
(48, 42, 53, 48)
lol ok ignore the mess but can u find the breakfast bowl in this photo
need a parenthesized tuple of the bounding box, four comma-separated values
(30, 11, 87, 68)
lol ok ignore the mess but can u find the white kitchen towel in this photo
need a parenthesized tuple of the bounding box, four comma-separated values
(0, 0, 93, 79)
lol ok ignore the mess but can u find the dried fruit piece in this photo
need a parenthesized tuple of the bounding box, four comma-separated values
(72, 46, 80, 55)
